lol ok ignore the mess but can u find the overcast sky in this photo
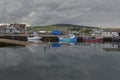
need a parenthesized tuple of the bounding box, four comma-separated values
(0, 0, 120, 27)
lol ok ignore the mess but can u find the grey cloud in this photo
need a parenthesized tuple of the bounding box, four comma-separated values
(0, 0, 120, 27)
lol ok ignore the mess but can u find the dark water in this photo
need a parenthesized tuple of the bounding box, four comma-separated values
(0, 42, 120, 80)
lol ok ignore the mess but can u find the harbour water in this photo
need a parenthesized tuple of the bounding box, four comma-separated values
(0, 42, 120, 80)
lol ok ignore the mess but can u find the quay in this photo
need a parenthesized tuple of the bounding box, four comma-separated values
(0, 23, 120, 44)
(0, 35, 119, 46)
(0, 35, 27, 41)
(0, 38, 41, 46)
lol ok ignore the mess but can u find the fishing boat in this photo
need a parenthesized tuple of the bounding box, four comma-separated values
(59, 34, 77, 43)
(83, 37, 103, 42)
(27, 32, 41, 41)
(28, 36, 41, 40)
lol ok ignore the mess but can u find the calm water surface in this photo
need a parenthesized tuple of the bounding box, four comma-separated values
(0, 42, 120, 80)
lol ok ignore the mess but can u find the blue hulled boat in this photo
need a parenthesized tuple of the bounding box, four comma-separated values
(59, 34, 77, 43)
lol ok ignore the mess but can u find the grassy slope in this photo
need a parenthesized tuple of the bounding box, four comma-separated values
(27, 26, 67, 31)
(27, 26, 120, 32)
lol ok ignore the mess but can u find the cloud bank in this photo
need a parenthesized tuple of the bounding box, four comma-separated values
(0, 0, 120, 27)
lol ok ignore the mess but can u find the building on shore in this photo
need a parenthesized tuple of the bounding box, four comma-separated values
(9, 23, 26, 34)
(0, 23, 26, 36)
(0, 25, 7, 32)
(102, 29, 120, 37)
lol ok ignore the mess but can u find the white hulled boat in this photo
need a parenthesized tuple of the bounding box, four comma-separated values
(27, 32, 41, 41)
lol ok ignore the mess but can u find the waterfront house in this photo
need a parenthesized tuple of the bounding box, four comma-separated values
(9, 23, 26, 34)
(90, 28, 102, 37)
(0, 23, 26, 36)
(0, 25, 7, 32)
(102, 29, 120, 37)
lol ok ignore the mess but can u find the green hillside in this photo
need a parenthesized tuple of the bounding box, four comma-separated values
(26, 24, 99, 31)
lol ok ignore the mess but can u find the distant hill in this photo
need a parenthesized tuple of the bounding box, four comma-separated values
(27, 24, 100, 31)
(29, 23, 99, 29)
(51, 24, 99, 29)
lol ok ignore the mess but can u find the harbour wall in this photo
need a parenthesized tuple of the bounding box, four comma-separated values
(0, 35, 120, 42)
(0, 36, 27, 41)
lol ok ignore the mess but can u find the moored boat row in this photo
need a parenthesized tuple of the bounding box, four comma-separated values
(26, 32, 120, 43)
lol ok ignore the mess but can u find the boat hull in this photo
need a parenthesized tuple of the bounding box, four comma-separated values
(28, 36, 41, 40)
(83, 38, 103, 42)
(59, 37, 77, 43)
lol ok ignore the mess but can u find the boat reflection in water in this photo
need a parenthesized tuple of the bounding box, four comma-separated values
(27, 39, 42, 43)
(51, 42, 120, 52)
(1, 42, 120, 80)
(51, 42, 76, 48)
(51, 43, 61, 48)
(26, 38, 120, 52)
